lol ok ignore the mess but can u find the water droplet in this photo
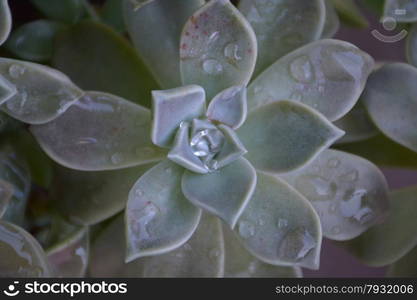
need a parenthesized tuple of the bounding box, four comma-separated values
(253, 85, 264, 94)
(238, 220, 255, 238)
(277, 228, 316, 261)
(290, 91, 303, 101)
(327, 158, 340, 168)
(135, 188, 144, 197)
(339, 170, 359, 182)
(183, 243, 192, 251)
(353, 207, 374, 224)
(111, 153, 124, 165)
(331, 226, 341, 235)
(295, 175, 337, 201)
(9, 65, 25, 79)
(208, 31, 219, 43)
(202, 59, 223, 75)
(289, 56, 315, 83)
(248, 261, 257, 274)
(209, 248, 220, 260)
(340, 189, 367, 218)
(328, 203, 338, 214)
(258, 219, 265, 226)
(164, 167, 172, 174)
(224, 43, 242, 61)
(179, 121, 187, 128)
(129, 202, 159, 241)
(277, 218, 288, 229)
(76, 137, 98, 145)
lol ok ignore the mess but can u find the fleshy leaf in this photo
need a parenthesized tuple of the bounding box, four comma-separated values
(0, 146, 31, 226)
(222, 225, 301, 278)
(5, 20, 66, 63)
(237, 101, 344, 174)
(51, 163, 154, 225)
(387, 246, 417, 277)
(362, 63, 417, 153)
(152, 85, 206, 148)
(31, 91, 165, 171)
(407, 24, 417, 67)
(336, 135, 417, 169)
(0, 221, 52, 277)
(334, 101, 378, 144)
(180, 0, 257, 100)
(207, 86, 247, 129)
(339, 186, 417, 267)
(384, 0, 417, 22)
(280, 149, 390, 241)
(31, 0, 84, 24)
(125, 160, 202, 262)
(182, 157, 256, 228)
(102, 0, 126, 32)
(0, 179, 13, 218)
(90, 213, 224, 277)
(52, 21, 159, 108)
(235, 172, 322, 270)
(247, 39, 374, 121)
(123, 0, 205, 88)
(322, 0, 340, 38)
(0, 0, 11, 46)
(44, 217, 89, 277)
(0, 58, 84, 124)
(168, 121, 208, 174)
(238, 0, 325, 77)
(215, 125, 247, 169)
(330, 0, 368, 28)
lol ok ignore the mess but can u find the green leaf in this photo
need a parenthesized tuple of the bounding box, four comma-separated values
(362, 0, 385, 15)
(322, 0, 340, 38)
(330, 0, 369, 28)
(0, 179, 13, 218)
(339, 186, 417, 267)
(125, 160, 201, 262)
(180, 0, 257, 100)
(0, 58, 84, 124)
(223, 225, 301, 277)
(90, 213, 224, 277)
(235, 172, 322, 270)
(31, 91, 166, 171)
(46, 219, 89, 278)
(123, 0, 205, 88)
(51, 163, 154, 226)
(237, 101, 344, 174)
(362, 63, 417, 153)
(238, 0, 325, 77)
(5, 20, 66, 63)
(387, 246, 417, 277)
(52, 21, 158, 108)
(0, 221, 52, 277)
(280, 149, 390, 241)
(0, 146, 31, 226)
(335, 135, 417, 169)
(101, 0, 126, 32)
(207, 86, 247, 129)
(0, 0, 11, 46)
(334, 101, 378, 144)
(384, 0, 417, 22)
(182, 158, 256, 228)
(406, 23, 417, 67)
(247, 39, 374, 121)
(31, 0, 85, 24)
(151, 85, 206, 148)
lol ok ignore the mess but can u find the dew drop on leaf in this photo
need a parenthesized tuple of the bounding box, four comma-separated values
(238, 220, 255, 238)
(277, 227, 316, 261)
(289, 56, 315, 83)
(202, 59, 223, 75)
(224, 43, 242, 62)
(129, 202, 159, 242)
(8, 65, 26, 79)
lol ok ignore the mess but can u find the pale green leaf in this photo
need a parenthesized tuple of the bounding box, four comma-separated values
(102, 0, 126, 32)
(0, 0, 11, 46)
(339, 186, 417, 267)
(407, 23, 417, 67)
(123, 0, 204, 88)
(31, 91, 166, 171)
(248, 39, 374, 121)
(0, 221, 52, 277)
(125, 160, 201, 262)
(51, 163, 154, 225)
(180, 0, 257, 100)
(182, 158, 256, 228)
(223, 224, 301, 278)
(280, 149, 390, 241)
(0, 58, 84, 124)
(235, 172, 322, 270)
(239, 0, 325, 77)
(362, 63, 417, 153)
(31, 0, 85, 24)
(237, 101, 344, 174)
(52, 21, 158, 108)
(322, 0, 340, 38)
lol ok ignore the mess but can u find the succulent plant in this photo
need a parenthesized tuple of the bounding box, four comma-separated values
(0, 0, 411, 278)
